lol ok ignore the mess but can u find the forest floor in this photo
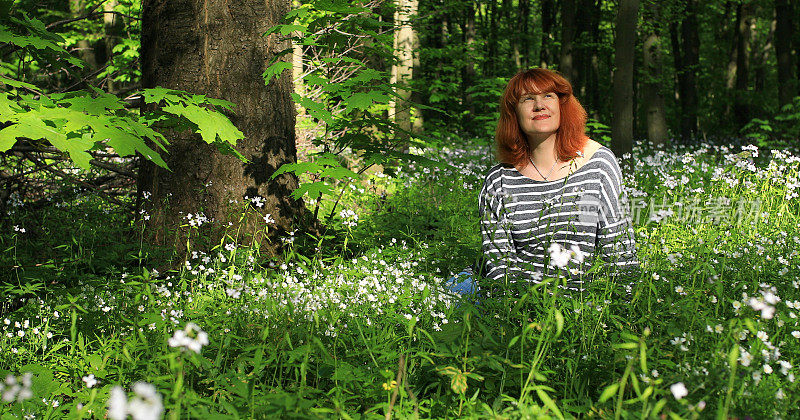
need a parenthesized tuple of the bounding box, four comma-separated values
(1, 138, 799, 419)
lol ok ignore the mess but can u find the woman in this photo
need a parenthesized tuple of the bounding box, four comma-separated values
(479, 68, 639, 292)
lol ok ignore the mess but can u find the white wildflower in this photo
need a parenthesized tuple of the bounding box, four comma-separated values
(168, 322, 209, 354)
(670, 382, 688, 400)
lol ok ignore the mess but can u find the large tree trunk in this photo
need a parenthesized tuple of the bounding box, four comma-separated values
(775, 0, 795, 106)
(611, 0, 638, 159)
(138, 0, 306, 255)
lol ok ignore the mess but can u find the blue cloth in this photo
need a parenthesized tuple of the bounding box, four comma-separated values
(444, 269, 479, 298)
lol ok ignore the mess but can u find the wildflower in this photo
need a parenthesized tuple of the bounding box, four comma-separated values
(792, 331, 800, 339)
(778, 360, 792, 375)
(732, 301, 742, 314)
(1, 373, 33, 402)
(548, 243, 571, 268)
(168, 323, 209, 354)
(263, 213, 275, 224)
(108, 382, 163, 420)
(756, 331, 769, 342)
(739, 349, 752, 367)
(569, 244, 586, 264)
(382, 380, 398, 391)
(670, 382, 688, 400)
(763, 364, 773, 374)
(776, 389, 785, 400)
(748, 297, 775, 319)
(83, 374, 98, 388)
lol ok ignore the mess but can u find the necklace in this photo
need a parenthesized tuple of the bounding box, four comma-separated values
(529, 156, 558, 180)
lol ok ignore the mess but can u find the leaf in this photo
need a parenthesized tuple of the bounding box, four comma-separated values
(262, 61, 293, 85)
(536, 388, 565, 420)
(598, 383, 619, 403)
(293, 94, 334, 125)
(291, 181, 332, 200)
(0, 74, 39, 92)
(344, 91, 389, 113)
(553, 309, 564, 337)
(450, 371, 467, 394)
(319, 165, 358, 180)
(271, 161, 324, 179)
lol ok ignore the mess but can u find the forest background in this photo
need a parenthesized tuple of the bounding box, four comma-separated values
(1, 0, 800, 418)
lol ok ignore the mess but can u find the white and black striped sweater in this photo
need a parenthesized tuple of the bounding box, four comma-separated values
(479, 146, 640, 289)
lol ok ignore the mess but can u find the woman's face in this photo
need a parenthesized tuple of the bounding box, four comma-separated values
(515, 91, 561, 141)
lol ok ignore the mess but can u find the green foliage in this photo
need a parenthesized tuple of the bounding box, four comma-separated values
(1, 7, 245, 170)
(741, 96, 800, 149)
(2, 139, 800, 418)
(263, 0, 433, 219)
(0, 83, 246, 169)
(586, 118, 612, 146)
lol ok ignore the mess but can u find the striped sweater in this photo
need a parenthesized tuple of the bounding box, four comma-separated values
(479, 146, 640, 289)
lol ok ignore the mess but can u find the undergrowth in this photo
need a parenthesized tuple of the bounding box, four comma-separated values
(1, 138, 798, 419)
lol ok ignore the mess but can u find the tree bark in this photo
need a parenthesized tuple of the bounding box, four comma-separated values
(461, 0, 477, 130)
(392, 0, 420, 139)
(671, 0, 700, 142)
(733, 2, 751, 127)
(138, 0, 306, 255)
(642, 30, 669, 147)
(611, 0, 639, 159)
(486, 0, 497, 75)
(641, 1, 668, 147)
(539, 0, 556, 68)
(102, 0, 123, 93)
(559, 0, 577, 82)
(775, 0, 795, 106)
(68, 0, 98, 71)
(513, 0, 529, 70)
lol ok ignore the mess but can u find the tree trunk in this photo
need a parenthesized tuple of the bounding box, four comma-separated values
(69, 0, 98, 71)
(559, 0, 577, 82)
(676, 0, 700, 141)
(461, 0, 477, 130)
(539, 0, 556, 68)
(486, 0, 497, 75)
(753, 17, 775, 93)
(733, 2, 751, 127)
(138, 0, 306, 255)
(775, 0, 795, 106)
(611, 0, 638, 159)
(102, 0, 123, 93)
(642, 31, 669, 147)
(586, 0, 601, 116)
(513, 0, 529, 70)
(392, 0, 420, 139)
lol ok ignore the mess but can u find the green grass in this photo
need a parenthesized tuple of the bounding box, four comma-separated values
(0, 139, 798, 419)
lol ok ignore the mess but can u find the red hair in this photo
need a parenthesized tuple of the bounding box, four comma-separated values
(495, 68, 588, 167)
